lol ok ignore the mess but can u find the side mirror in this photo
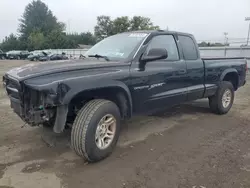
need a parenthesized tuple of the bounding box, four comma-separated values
(140, 48, 168, 63)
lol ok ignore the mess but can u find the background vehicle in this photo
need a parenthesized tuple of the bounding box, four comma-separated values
(39, 53, 68, 61)
(6, 51, 18, 59)
(3, 30, 247, 162)
(0, 50, 7, 60)
(28, 51, 48, 61)
(7, 50, 30, 60)
(49, 53, 69, 61)
(39, 53, 51, 61)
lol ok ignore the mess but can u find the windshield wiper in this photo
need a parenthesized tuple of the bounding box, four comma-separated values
(88, 54, 110, 61)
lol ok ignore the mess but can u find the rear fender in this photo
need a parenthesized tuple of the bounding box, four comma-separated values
(220, 68, 239, 89)
(219, 68, 238, 81)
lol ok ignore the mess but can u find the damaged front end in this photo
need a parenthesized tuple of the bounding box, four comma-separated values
(23, 87, 56, 126)
(3, 74, 68, 133)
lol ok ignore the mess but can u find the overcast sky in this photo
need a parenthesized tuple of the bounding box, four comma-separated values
(0, 0, 250, 42)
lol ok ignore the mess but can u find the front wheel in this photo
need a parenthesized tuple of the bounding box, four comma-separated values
(71, 99, 121, 162)
(209, 81, 234, 114)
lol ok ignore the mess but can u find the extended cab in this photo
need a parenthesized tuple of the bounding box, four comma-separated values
(3, 30, 247, 162)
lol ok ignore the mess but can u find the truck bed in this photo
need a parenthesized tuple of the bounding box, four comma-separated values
(202, 57, 247, 91)
(202, 57, 250, 69)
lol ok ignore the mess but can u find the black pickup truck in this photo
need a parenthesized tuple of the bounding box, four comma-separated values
(3, 30, 247, 162)
(0, 50, 7, 59)
(7, 50, 30, 60)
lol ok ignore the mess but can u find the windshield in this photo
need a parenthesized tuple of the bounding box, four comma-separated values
(85, 32, 148, 60)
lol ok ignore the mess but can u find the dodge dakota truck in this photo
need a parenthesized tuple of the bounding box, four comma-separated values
(3, 30, 247, 162)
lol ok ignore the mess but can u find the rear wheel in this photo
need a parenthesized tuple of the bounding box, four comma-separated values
(209, 81, 234, 114)
(71, 99, 121, 162)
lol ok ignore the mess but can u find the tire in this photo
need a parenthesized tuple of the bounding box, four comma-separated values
(34, 57, 37, 61)
(17, 56, 20, 60)
(209, 81, 234, 114)
(71, 99, 121, 162)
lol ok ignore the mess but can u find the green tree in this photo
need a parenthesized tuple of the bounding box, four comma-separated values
(45, 30, 78, 49)
(94, 15, 114, 40)
(198, 41, 228, 47)
(0, 34, 22, 51)
(113, 16, 130, 34)
(67, 32, 97, 45)
(19, 0, 65, 39)
(198, 41, 208, 47)
(130, 16, 159, 31)
(28, 30, 45, 50)
(80, 32, 97, 45)
(94, 15, 160, 40)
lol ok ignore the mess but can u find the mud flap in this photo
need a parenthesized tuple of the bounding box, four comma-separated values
(53, 105, 68, 133)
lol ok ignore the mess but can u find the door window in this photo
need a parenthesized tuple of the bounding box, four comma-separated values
(145, 35, 179, 61)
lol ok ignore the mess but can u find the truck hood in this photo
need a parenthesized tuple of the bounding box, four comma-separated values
(6, 59, 129, 81)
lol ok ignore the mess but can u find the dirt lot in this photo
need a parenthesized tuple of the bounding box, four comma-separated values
(1, 60, 250, 188)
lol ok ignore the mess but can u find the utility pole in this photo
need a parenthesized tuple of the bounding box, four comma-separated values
(223, 32, 228, 57)
(223, 32, 228, 46)
(68, 19, 71, 34)
(245, 17, 250, 46)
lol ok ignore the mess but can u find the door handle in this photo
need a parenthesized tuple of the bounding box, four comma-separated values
(178, 69, 186, 74)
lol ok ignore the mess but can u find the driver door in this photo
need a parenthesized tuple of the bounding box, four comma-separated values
(130, 34, 188, 113)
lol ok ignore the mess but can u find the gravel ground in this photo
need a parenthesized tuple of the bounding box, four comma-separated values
(0, 60, 250, 188)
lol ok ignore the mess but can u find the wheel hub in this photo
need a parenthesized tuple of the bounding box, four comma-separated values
(222, 89, 232, 108)
(95, 114, 116, 150)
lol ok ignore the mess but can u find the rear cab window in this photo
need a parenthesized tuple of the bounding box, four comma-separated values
(178, 35, 198, 60)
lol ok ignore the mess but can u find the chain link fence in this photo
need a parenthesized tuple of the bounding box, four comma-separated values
(199, 46, 250, 67)
(199, 46, 250, 58)
(33, 46, 250, 65)
(38, 48, 89, 57)
(43, 46, 250, 57)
